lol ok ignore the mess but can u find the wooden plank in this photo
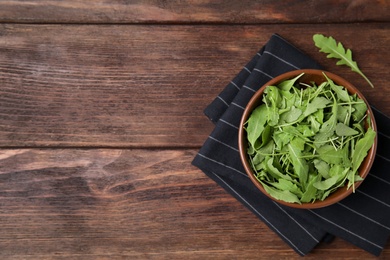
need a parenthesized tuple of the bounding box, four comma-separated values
(0, 24, 389, 148)
(0, 148, 388, 259)
(0, 0, 389, 24)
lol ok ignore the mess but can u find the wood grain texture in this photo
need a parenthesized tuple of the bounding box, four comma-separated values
(0, 0, 389, 24)
(0, 148, 388, 259)
(1, 1, 389, 258)
(0, 23, 389, 148)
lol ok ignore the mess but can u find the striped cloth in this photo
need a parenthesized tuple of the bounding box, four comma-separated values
(192, 34, 390, 256)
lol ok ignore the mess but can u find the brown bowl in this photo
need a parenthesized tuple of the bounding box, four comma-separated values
(238, 69, 377, 209)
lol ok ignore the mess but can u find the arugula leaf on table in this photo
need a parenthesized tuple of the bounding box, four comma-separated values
(313, 34, 374, 88)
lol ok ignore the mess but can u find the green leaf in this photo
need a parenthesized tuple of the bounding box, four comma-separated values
(277, 73, 304, 91)
(280, 90, 296, 109)
(273, 130, 292, 150)
(347, 171, 365, 191)
(288, 139, 309, 185)
(313, 109, 324, 124)
(252, 140, 275, 165)
(351, 127, 376, 173)
(264, 86, 281, 126)
(313, 34, 374, 88)
(314, 101, 338, 145)
(341, 142, 352, 168)
(353, 122, 365, 134)
(317, 145, 344, 164)
(270, 179, 303, 197)
(352, 101, 367, 122)
(335, 123, 359, 136)
(308, 115, 321, 133)
(280, 106, 302, 123)
(336, 105, 349, 123)
(303, 97, 331, 117)
(260, 125, 272, 148)
(297, 124, 315, 137)
(265, 157, 292, 181)
(329, 164, 345, 178)
(261, 181, 302, 204)
(301, 174, 321, 203)
(264, 86, 282, 107)
(246, 104, 268, 148)
(263, 102, 279, 127)
(292, 136, 305, 151)
(313, 175, 339, 190)
(324, 73, 350, 102)
(313, 159, 330, 178)
(283, 125, 309, 141)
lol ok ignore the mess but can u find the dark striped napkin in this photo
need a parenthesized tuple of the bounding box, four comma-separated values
(192, 34, 390, 256)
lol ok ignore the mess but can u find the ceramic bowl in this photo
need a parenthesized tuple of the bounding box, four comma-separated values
(238, 69, 377, 209)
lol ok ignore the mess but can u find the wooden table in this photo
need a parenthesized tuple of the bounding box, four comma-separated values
(0, 1, 389, 259)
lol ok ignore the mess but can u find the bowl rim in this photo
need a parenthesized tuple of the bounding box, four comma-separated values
(238, 69, 378, 209)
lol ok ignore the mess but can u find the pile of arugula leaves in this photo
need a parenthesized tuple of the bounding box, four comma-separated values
(245, 73, 376, 204)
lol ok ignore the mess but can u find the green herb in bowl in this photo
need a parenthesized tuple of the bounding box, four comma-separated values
(239, 70, 377, 208)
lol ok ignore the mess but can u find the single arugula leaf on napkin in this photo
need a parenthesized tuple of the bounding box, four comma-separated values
(313, 34, 374, 88)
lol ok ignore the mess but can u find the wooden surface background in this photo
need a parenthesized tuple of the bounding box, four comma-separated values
(0, 1, 389, 259)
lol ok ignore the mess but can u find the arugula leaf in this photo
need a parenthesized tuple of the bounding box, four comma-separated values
(335, 123, 359, 136)
(313, 159, 330, 178)
(288, 139, 309, 185)
(277, 73, 304, 91)
(273, 131, 292, 150)
(352, 100, 368, 122)
(308, 115, 321, 133)
(264, 86, 281, 126)
(313, 34, 374, 88)
(303, 96, 331, 117)
(251, 140, 274, 164)
(261, 181, 302, 204)
(297, 124, 315, 137)
(351, 127, 376, 173)
(270, 179, 303, 197)
(246, 104, 267, 149)
(265, 157, 293, 181)
(347, 170, 365, 191)
(336, 105, 349, 123)
(301, 174, 320, 203)
(324, 73, 350, 102)
(317, 145, 343, 164)
(314, 116, 336, 146)
(313, 175, 340, 190)
(280, 106, 302, 123)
